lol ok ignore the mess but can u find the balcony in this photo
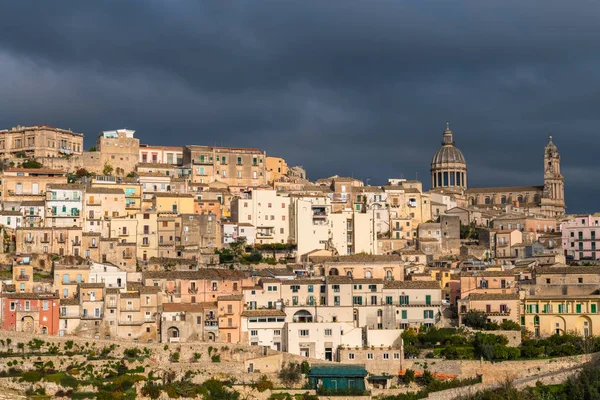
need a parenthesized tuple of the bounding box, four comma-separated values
(57, 238, 66, 244)
(204, 321, 219, 330)
(15, 305, 39, 312)
(62, 280, 82, 286)
(107, 302, 117, 309)
(119, 318, 156, 326)
(15, 274, 30, 281)
(86, 202, 101, 206)
(123, 253, 134, 259)
(124, 306, 141, 312)
(81, 313, 104, 320)
(89, 243, 98, 248)
(40, 238, 50, 243)
(24, 237, 35, 244)
(59, 312, 80, 319)
(72, 240, 81, 246)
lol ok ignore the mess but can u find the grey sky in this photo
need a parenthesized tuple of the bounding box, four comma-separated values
(0, 1, 598, 212)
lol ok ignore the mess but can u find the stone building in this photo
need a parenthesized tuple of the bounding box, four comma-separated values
(95, 129, 140, 176)
(183, 145, 267, 187)
(0, 125, 83, 158)
(428, 124, 566, 217)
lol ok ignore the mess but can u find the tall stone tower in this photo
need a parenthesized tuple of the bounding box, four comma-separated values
(540, 136, 566, 217)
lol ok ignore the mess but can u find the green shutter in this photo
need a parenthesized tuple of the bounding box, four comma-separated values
(520, 316, 525, 325)
(576, 304, 582, 313)
(592, 304, 597, 313)
(426, 295, 431, 305)
(424, 310, 427, 319)
(402, 310, 407, 319)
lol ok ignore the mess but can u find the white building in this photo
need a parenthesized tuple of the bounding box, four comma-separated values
(0, 210, 22, 229)
(45, 184, 84, 228)
(283, 321, 361, 361)
(88, 263, 127, 290)
(289, 195, 332, 260)
(231, 189, 290, 245)
(241, 309, 286, 351)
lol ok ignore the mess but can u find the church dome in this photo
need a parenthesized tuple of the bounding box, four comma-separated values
(430, 123, 468, 189)
(431, 144, 466, 165)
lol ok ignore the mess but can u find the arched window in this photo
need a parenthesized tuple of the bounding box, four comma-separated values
(533, 315, 540, 325)
(501, 196, 507, 205)
(365, 271, 372, 279)
(386, 270, 393, 280)
(329, 268, 339, 276)
(533, 194, 540, 204)
(517, 195, 524, 203)
(377, 309, 383, 317)
(471, 197, 477, 206)
(484, 197, 491, 205)
(346, 271, 353, 278)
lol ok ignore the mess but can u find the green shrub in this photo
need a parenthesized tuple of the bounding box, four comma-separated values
(255, 375, 274, 392)
(211, 354, 221, 363)
(20, 371, 42, 383)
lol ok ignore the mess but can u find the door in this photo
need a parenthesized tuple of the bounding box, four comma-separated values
(32, 183, 38, 195)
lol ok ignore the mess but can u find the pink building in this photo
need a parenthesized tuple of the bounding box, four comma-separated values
(561, 215, 600, 261)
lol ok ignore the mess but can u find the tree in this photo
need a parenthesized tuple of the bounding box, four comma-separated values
(88, 146, 97, 152)
(499, 320, 521, 331)
(463, 310, 488, 329)
(229, 237, 247, 263)
(279, 362, 302, 386)
(21, 159, 43, 168)
(103, 163, 114, 176)
(75, 168, 91, 178)
(403, 369, 415, 384)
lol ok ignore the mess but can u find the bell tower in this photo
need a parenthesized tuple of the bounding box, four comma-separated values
(540, 136, 566, 216)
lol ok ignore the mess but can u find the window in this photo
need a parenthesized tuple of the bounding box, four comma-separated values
(393, 353, 400, 360)
(334, 296, 340, 306)
(250, 330, 258, 336)
(324, 329, 332, 336)
(367, 353, 373, 360)
(424, 310, 434, 319)
(348, 353, 355, 360)
(299, 329, 309, 337)
(399, 295, 409, 305)
(386, 296, 393, 305)
(383, 353, 389, 360)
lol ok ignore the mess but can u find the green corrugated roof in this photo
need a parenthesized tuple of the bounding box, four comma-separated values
(308, 364, 368, 377)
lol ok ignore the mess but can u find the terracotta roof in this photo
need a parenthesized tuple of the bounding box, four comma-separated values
(4, 168, 65, 174)
(47, 184, 85, 190)
(309, 254, 402, 263)
(0, 210, 22, 216)
(121, 292, 140, 298)
(535, 266, 600, 275)
(60, 298, 80, 305)
(162, 303, 208, 312)
(281, 278, 324, 285)
(153, 192, 194, 198)
(139, 286, 161, 293)
(241, 309, 286, 317)
(469, 293, 519, 301)
(143, 270, 250, 281)
(86, 187, 125, 194)
(79, 283, 104, 289)
(383, 281, 440, 290)
(217, 294, 243, 301)
(19, 201, 45, 206)
(105, 288, 120, 294)
(326, 276, 353, 284)
(3, 292, 58, 299)
(460, 270, 518, 277)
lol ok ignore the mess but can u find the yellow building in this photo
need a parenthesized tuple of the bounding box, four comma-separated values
(266, 156, 289, 183)
(153, 193, 194, 214)
(522, 295, 600, 337)
(90, 179, 142, 215)
(1, 168, 66, 202)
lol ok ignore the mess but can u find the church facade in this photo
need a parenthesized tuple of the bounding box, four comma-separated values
(429, 125, 565, 218)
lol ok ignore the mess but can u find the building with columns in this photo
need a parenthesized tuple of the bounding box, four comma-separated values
(429, 124, 565, 217)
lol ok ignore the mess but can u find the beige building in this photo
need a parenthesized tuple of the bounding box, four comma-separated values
(184, 145, 267, 187)
(0, 125, 83, 158)
(95, 129, 140, 176)
(1, 168, 66, 202)
(458, 293, 520, 325)
(139, 144, 183, 165)
(310, 254, 404, 281)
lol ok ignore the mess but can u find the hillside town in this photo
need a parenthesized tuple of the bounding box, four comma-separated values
(0, 123, 598, 398)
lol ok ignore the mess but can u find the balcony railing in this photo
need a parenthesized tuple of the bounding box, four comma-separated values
(60, 312, 80, 318)
(15, 274, 30, 281)
(81, 313, 104, 319)
(119, 318, 156, 326)
(72, 241, 81, 246)
(107, 302, 117, 309)
(15, 305, 39, 312)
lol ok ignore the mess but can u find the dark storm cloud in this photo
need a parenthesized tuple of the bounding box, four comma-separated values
(0, 1, 599, 211)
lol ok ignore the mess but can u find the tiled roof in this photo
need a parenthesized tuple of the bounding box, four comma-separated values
(383, 280, 440, 290)
(47, 184, 85, 190)
(121, 292, 140, 298)
(4, 168, 65, 174)
(105, 288, 120, 294)
(60, 298, 80, 305)
(241, 309, 286, 317)
(139, 286, 161, 293)
(468, 293, 519, 301)
(153, 192, 194, 198)
(163, 303, 209, 312)
(326, 276, 353, 284)
(79, 283, 104, 289)
(460, 270, 518, 277)
(217, 294, 243, 301)
(143, 270, 250, 280)
(0, 210, 22, 216)
(281, 278, 324, 285)
(535, 266, 600, 275)
(309, 254, 402, 263)
(2, 292, 58, 299)
(86, 187, 125, 194)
